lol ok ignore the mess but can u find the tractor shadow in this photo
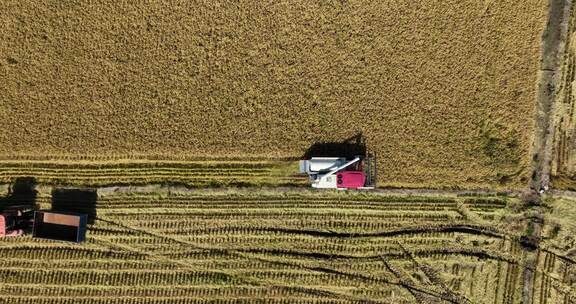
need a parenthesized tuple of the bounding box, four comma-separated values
(51, 188, 97, 225)
(0, 177, 38, 212)
(0, 179, 97, 231)
(0, 177, 38, 232)
(303, 132, 367, 159)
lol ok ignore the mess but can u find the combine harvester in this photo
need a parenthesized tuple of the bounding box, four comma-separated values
(299, 154, 376, 189)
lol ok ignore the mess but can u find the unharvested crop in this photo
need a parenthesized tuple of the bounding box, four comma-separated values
(0, 0, 547, 188)
(0, 190, 537, 303)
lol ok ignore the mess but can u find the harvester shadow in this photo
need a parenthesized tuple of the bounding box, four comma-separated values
(303, 132, 366, 159)
(51, 188, 97, 225)
(0, 177, 38, 232)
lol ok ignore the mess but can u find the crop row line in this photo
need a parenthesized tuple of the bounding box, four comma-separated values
(98, 208, 459, 217)
(0, 296, 357, 304)
(0, 246, 145, 260)
(0, 160, 288, 169)
(0, 268, 239, 286)
(97, 195, 461, 204)
(0, 284, 357, 300)
(91, 203, 468, 213)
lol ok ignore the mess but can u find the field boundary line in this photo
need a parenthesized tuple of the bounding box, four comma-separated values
(525, 2, 573, 302)
(90, 185, 517, 197)
(531, 0, 574, 192)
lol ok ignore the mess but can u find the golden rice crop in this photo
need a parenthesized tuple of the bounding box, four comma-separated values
(0, 0, 547, 188)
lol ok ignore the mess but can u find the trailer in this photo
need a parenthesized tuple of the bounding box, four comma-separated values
(33, 211, 87, 243)
(0, 209, 87, 243)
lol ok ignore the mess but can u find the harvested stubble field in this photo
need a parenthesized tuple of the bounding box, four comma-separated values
(0, 159, 306, 187)
(0, 0, 547, 188)
(531, 194, 576, 304)
(551, 2, 576, 190)
(0, 190, 548, 303)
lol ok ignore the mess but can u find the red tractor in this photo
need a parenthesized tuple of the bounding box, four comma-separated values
(0, 210, 26, 237)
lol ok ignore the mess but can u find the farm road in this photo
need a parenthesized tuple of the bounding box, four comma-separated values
(524, 0, 573, 303)
(531, 0, 573, 192)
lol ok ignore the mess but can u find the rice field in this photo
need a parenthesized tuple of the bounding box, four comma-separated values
(0, 1, 566, 303)
(0, 0, 547, 189)
(0, 190, 546, 303)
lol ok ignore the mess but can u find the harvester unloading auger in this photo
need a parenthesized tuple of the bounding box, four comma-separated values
(299, 153, 377, 189)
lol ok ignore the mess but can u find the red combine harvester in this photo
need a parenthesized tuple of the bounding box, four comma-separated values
(299, 154, 376, 189)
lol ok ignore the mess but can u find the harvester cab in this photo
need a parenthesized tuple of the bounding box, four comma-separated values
(299, 154, 376, 189)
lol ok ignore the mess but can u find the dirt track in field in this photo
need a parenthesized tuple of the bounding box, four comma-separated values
(524, 0, 572, 301)
(531, 0, 572, 193)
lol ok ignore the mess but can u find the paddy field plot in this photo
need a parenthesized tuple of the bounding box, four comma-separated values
(551, 3, 576, 190)
(532, 194, 576, 304)
(0, 0, 547, 189)
(0, 190, 546, 304)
